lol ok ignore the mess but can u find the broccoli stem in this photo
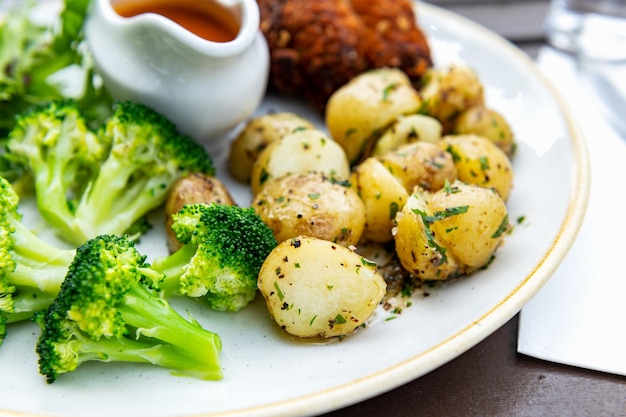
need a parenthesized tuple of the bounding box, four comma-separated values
(7, 288, 55, 323)
(117, 271, 223, 380)
(76, 159, 171, 237)
(152, 244, 196, 296)
(48, 333, 215, 382)
(4, 219, 76, 322)
(10, 218, 75, 267)
(32, 111, 92, 230)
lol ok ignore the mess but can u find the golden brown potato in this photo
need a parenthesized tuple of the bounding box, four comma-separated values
(418, 64, 485, 132)
(326, 68, 422, 164)
(372, 113, 443, 156)
(427, 182, 508, 268)
(228, 112, 316, 183)
(164, 173, 236, 252)
(453, 105, 516, 158)
(249, 129, 351, 196)
(377, 141, 458, 193)
(252, 172, 366, 246)
(440, 134, 514, 201)
(351, 157, 409, 243)
(257, 236, 387, 339)
(393, 181, 509, 281)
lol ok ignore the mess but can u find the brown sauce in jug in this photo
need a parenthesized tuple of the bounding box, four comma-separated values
(113, 1, 239, 42)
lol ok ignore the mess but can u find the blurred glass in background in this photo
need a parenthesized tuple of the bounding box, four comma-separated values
(545, 0, 626, 61)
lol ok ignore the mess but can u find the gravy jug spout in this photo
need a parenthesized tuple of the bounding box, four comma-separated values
(85, 0, 269, 149)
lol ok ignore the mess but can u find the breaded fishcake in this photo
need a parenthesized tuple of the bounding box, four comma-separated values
(258, 0, 432, 109)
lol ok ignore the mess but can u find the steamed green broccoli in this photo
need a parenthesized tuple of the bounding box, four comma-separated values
(153, 204, 277, 312)
(0, 0, 112, 137)
(0, 176, 76, 345)
(36, 234, 223, 383)
(3, 100, 109, 225)
(3, 100, 215, 245)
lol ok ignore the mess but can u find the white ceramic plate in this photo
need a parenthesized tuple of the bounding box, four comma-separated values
(0, 2, 589, 417)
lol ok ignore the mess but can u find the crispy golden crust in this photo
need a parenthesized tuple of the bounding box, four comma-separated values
(351, 0, 432, 80)
(257, 0, 432, 109)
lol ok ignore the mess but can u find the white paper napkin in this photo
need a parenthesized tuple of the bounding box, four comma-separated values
(517, 47, 626, 376)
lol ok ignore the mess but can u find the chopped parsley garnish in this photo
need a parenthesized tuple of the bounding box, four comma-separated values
(382, 82, 398, 101)
(361, 257, 377, 268)
(479, 156, 490, 171)
(273, 282, 285, 301)
(389, 201, 400, 220)
(411, 207, 448, 265)
(491, 214, 509, 238)
(334, 314, 347, 325)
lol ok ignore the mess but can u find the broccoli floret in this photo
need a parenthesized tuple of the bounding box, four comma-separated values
(3, 100, 109, 228)
(153, 204, 277, 312)
(4, 100, 215, 245)
(0, 176, 76, 345)
(36, 234, 223, 383)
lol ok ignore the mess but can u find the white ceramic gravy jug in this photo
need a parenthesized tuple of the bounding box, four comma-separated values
(85, 0, 269, 151)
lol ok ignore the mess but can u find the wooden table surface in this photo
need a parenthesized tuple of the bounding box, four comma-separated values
(321, 314, 626, 416)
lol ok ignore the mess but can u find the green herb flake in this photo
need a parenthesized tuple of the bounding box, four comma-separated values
(491, 214, 510, 238)
(446, 145, 462, 163)
(411, 208, 448, 265)
(401, 283, 414, 297)
(330, 177, 351, 187)
(308, 192, 321, 200)
(259, 167, 270, 186)
(309, 315, 318, 326)
(479, 156, 490, 171)
(382, 82, 398, 101)
(433, 205, 469, 219)
(273, 282, 285, 301)
(443, 179, 461, 194)
(294, 262, 301, 268)
(389, 201, 400, 220)
(361, 257, 377, 268)
(334, 314, 347, 325)
(428, 159, 445, 170)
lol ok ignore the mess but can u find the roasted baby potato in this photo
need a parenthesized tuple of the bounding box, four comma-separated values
(326, 68, 422, 164)
(373, 114, 443, 156)
(164, 173, 236, 252)
(249, 129, 351, 196)
(252, 172, 366, 246)
(440, 134, 514, 201)
(351, 157, 409, 243)
(257, 236, 387, 339)
(453, 105, 516, 158)
(418, 64, 485, 132)
(393, 180, 509, 281)
(228, 112, 316, 183)
(377, 141, 458, 193)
